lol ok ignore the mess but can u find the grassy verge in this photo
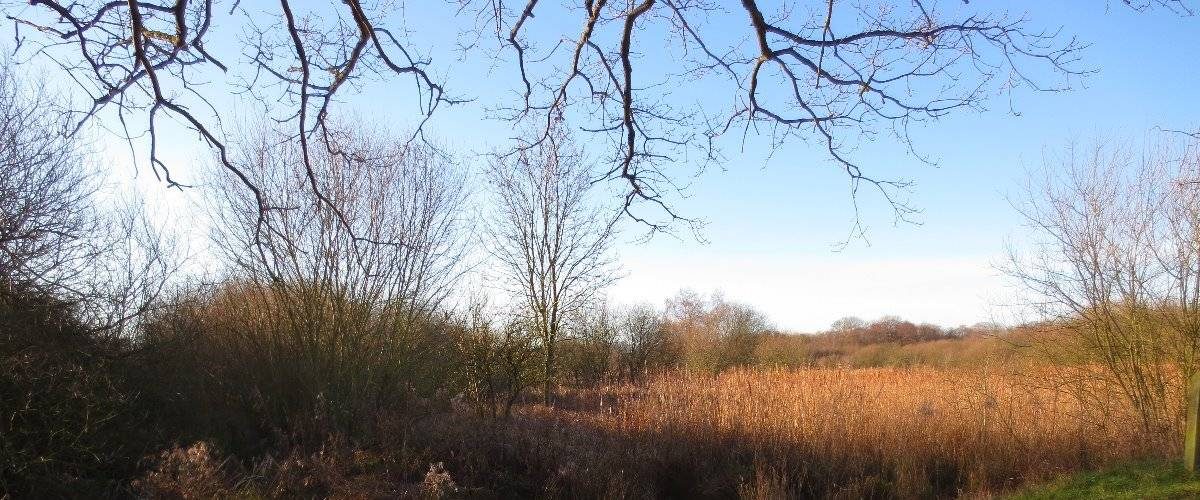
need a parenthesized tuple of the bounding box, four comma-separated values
(1011, 462, 1200, 499)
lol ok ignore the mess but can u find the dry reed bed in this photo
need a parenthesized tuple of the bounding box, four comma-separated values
(536, 367, 1181, 498)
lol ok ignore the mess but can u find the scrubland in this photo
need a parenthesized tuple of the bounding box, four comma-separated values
(123, 365, 1182, 498)
(4, 280, 1184, 499)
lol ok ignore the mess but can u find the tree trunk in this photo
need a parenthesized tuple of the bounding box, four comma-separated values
(543, 333, 555, 405)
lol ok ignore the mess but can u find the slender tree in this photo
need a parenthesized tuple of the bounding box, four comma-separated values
(487, 120, 619, 404)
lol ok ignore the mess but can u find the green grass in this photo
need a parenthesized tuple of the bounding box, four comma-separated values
(1011, 462, 1200, 499)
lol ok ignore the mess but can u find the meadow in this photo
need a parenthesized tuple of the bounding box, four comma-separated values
(121, 363, 1181, 498)
(468, 366, 1171, 498)
(553, 367, 1176, 498)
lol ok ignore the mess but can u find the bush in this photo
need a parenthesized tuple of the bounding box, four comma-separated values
(0, 289, 152, 497)
(455, 315, 539, 419)
(136, 281, 462, 455)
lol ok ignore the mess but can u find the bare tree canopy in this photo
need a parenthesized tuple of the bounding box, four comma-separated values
(209, 119, 469, 320)
(486, 120, 618, 403)
(0, 65, 178, 334)
(0, 68, 96, 297)
(6, 1, 1189, 233)
(1006, 137, 1200, 439)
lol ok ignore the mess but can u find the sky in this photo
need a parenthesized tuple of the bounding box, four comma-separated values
(16, 1, 1200, 333)
(602, 3, 1200, 331)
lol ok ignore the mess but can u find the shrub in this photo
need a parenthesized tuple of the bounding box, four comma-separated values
(136, 281, 461, 454)
(455, 315, 539, 419)
(0, 289, 152, 497)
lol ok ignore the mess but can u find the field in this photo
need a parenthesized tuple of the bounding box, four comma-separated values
(237, 364, 1179, 498)
(9, 300, 1187, 498)
(476, 367, 1175, 498)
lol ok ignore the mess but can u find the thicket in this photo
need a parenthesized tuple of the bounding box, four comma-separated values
(0, 289, 155, 496)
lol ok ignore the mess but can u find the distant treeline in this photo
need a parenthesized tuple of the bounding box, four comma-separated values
(552, 301, 1030, 388)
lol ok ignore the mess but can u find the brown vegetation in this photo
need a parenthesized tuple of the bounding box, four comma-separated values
(103, 364, 1179, 499)
(597, 367, 1175, 497)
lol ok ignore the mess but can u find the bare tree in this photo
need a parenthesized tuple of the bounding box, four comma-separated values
(210, 120, 469, 322)
(830, 316, 867, 333)
(619, 302, 678, 379)
(7, 0, 460, 250)
(189, 120, 468, 428)
(0, 64, 178, 335)
(1123, 0, 1195, 15)
(465, 0, 1098, 232)
(83, 198, 181, 337)
(11, 1, 1173, 233)
(664, 289, 771, 372)
(0, 68, 98, 299)
(1006, 137, 1200, 442)
(486, 120, 619, 404)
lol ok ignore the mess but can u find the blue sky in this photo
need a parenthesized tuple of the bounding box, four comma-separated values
(603, 3, 1200, 331)
(32, 1, 1198, 332)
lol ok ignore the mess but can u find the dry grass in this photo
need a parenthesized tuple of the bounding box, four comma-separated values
(533, 366, 1182, 498)
(117, 365, 1187, 498)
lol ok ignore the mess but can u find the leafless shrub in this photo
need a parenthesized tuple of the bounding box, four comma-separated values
(455, 295, 539, 419)
(560, 304, 621, 385)
(618, 302, 680, 380)
(138, 120, 471, 446)
(1007, 137, 1200, 441)
(664, 290, 773, 373)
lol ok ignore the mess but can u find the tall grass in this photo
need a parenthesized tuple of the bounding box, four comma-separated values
(531, 367, 1180, 498)
(115, 363, 1184, 498)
